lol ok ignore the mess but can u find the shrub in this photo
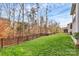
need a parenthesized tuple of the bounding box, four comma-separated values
(74, 32, 79, 39)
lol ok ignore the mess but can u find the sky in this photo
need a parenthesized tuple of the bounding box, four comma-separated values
(39, 3, 72, 27)
(0, 3, 72, 27)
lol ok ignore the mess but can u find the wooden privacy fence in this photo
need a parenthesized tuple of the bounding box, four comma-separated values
(0, 33, 53, 48)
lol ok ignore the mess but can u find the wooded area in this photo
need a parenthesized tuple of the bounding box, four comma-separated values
(0, 3, 63, 39)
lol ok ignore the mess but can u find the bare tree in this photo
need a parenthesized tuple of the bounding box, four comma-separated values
(0, 4, 2, 17)
(36, 3, 40, 33)
(45, 5, 48, 34)
(10, 4, 16, 39)
(26, 11, 31, 34)
(16, 4, 23, 35)
(40, 16, 44, 33)
(19, 3, 25, 37)
(31, 7, 36, 26)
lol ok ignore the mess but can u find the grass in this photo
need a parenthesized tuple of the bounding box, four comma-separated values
(0, 33, 79, 56)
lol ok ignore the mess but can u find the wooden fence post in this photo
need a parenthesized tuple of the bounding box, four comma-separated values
(1, 38, 3, 48)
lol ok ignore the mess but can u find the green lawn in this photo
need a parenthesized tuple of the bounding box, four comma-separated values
(0, 33, 79, 56)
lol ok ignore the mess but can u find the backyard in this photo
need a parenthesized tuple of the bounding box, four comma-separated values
(0, 33, 78, 56)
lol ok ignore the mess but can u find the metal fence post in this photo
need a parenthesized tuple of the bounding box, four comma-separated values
(1, 38, 3, 48)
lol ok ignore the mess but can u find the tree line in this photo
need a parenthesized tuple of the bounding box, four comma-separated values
(0, 3, 63, 36)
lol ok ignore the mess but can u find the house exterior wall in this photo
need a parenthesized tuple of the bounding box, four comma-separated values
(71, 3, 79, 34)
(72, 17, 76, 34)
(75, 4, 79, 33)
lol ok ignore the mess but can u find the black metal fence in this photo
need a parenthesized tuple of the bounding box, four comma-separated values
(0, 33, 53, 48)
